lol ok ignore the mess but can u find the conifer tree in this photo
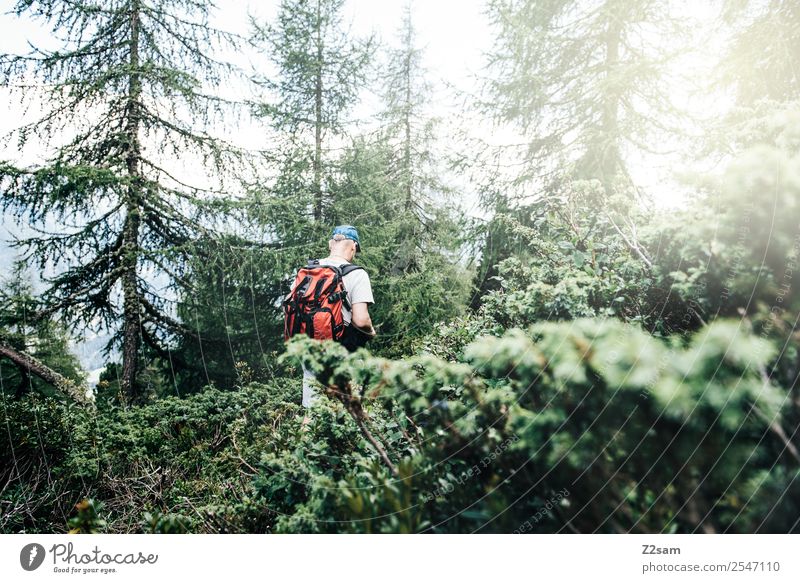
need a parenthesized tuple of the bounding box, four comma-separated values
(0, 0, 245, 402)
(719, 0, 800, 106)
(484, 0, 686, 197)
(251, 0, 373, 222)
(379, 4, 448, 275)
(382, 4, 426, 213)
(314, 8, 472, 355)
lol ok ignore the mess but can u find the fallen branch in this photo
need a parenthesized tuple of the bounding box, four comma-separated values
(0, 339, 91, 405)
(230, 428, 258, 476)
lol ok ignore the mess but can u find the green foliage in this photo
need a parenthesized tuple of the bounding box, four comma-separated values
(0, 0, 253, 401)
(471, 180, 653, 334)
(1, 0, 798, 538)
(272, 318, 795, 533)
(1, 380, 304, 533)
(141, 511, 193, 534)
(327, 138, 472, 356)
(0, 261, 85, 399)
(68, 499, 107, 534)
(166, 235, 290, 395)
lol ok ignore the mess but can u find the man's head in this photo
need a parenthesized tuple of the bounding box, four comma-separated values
(329, 225, 361, 261)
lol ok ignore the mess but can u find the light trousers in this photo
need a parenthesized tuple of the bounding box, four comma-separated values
(302, 365, 321, 408)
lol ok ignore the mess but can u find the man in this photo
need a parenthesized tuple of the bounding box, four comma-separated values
(296, 225, 376, 410)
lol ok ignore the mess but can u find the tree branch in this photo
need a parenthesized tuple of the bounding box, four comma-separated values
(0, 339, 90, 405)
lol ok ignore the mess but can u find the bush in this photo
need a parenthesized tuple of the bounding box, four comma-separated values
(272, 319, 796, 533)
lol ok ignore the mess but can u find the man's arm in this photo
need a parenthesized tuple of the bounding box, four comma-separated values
(351, 302, 376, 337)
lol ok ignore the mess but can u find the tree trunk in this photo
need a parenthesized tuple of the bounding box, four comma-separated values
(600, 2, 622, 197)
(121, 0, 143, 403)
(313, 0, 324, 222)
(0, 340, 89, 405)
(403, 26, 413, 211)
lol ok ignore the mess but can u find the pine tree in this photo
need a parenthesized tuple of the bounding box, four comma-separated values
(0, 0, 246, 402)
(380, 4, 445, 275)
(327, 138, 472, 357)
(379, 4, 470, 280)
(382, 4, 426, 213)
(251, 0, 373, 222)
(483, 0, 686, 198)
(719, 0, 800, 106)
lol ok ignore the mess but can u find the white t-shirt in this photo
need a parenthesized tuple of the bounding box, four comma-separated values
(291, 258, 374, 325)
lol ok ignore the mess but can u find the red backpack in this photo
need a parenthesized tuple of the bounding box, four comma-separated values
(283, 260, 364, 342)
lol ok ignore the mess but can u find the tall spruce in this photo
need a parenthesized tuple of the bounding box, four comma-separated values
(380, 4, 441, 275)
(719, 0, 800, 106)
(382, 4, 426, 212)
(0, 0, 245, 402)
(251, 0, 373, 222)
(484, 0, 686, 198)
(326, 137, 472, 357)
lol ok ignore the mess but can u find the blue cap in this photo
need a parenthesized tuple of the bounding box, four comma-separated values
(331, 225, 361, 251)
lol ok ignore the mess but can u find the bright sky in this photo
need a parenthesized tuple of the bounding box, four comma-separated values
(0, 0, 493, 133)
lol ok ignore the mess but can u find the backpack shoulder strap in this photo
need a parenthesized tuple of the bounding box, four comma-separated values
(339, 264, 365, 277)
